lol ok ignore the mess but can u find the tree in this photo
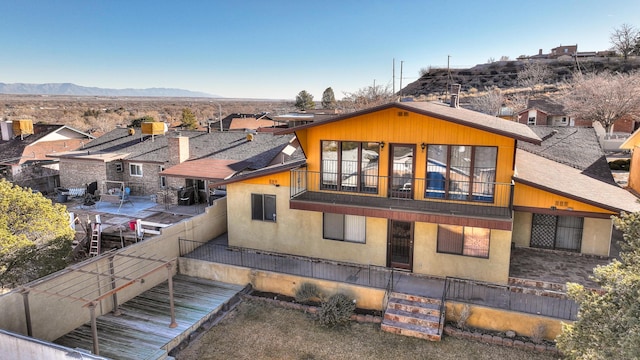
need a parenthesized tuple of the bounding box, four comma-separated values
(321, 87, 337, 109)
(341, 83, 394, 111)
(181, 108, 198, 130)
(129, 115, 155, 127)
(610, 23, 639, 60)
(560, 71, 640, 135)
(469, 86, 503, 116)
(517, 62, 551, 90)
(295, 90, 315, 111)
(0, 179, 74, 287)
(556, 212, 640, 359)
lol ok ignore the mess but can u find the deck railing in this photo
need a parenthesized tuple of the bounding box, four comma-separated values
(444, 277, 578, 321)
(291, 169, 513, 209)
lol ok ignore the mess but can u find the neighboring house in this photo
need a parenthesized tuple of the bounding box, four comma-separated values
(272, 109, 342, 128)
(51, 126, 301, 204)
(620, 128, 640, 195)
(209, 101, 640, 285)
(210, 113, 285, 132)
(517, 97, 581, 127)
(0, 120, 94, 191)
(550, 44, 577, 58)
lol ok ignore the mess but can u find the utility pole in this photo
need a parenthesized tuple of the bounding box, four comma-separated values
(399, 61, 404, 98)
(217, 103, 222, 132)
(446, 55, 451, 101)
(392, 58, 396, 95)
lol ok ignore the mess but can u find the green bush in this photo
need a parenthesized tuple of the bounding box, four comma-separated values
(318, 293, 356, 328)
(609, 159, 630, 171)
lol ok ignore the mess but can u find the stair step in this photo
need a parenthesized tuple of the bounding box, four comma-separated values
(390, 292, 441, 305)
(381, 319, 442, 341)
(387, 297, 440, 316)
(384, 308, 440, 328)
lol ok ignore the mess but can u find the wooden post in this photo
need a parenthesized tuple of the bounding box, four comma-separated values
(89, 302, 100, 355)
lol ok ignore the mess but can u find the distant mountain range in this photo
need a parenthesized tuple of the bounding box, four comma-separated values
(0, 82, 218, 98)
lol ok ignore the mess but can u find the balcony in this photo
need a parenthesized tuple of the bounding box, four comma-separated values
(290, 169, 514, 227)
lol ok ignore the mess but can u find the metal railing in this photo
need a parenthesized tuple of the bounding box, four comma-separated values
(179, 238, 393, 289)
(291, 169, 513, 208)
(444, 277, 578, 321)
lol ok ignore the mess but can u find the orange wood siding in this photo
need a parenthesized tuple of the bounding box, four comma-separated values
(242, 170, 291, 186)
(513, 182, 616, 214)
(629, 148, 640, 195)
(298, 107, 516, 184)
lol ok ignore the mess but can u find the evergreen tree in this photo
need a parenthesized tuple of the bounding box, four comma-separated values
(295, 90, 315, 111)
(321, 87, 337, 109)
(0, 179, 74, 287)
(556, 212, 640, 359)
(181, 108, 198, 130)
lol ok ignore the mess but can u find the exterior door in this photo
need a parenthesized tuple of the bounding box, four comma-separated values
(389, 144, 415, 199)
(530, 213, 582, 251)
(387, 220, 413, 270)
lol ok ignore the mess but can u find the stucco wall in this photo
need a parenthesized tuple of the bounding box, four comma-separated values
(446, 302, 565, 341)
(0, 199, 227, 342)
(413, 223, 513, 284)
(178, 258, 386, 311)
(581, 217, 612, 256)
(512, 211, 533, 247)
(228, 183, 512, 284)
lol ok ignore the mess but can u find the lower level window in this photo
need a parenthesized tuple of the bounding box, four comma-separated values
(251, 194, 276, 222)
(437, 224, 490, 258)
(323, 213, 366, 243)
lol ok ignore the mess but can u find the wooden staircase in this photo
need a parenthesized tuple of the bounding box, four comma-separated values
(381, 292, 445, 341)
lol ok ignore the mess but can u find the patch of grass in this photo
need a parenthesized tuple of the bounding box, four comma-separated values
(175, 300, 555, 360)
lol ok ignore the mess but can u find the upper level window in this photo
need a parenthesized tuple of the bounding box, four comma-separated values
(527, 117, 536, 125)
(321, 141, 380, 193)
(426, 145, 497, 202)
(130, 163, 143, 177)
(252, 193, 276, 222)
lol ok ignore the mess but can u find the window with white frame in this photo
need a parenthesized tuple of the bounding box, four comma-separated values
(323, 213, 366, 243)
(251, 194, 276, 222)
(129, 163, 143, 177)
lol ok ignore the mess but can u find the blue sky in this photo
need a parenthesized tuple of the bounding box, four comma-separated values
(2, 0, 640, 100)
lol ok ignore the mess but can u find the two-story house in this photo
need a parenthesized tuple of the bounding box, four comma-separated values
(211, 101, 640, 284)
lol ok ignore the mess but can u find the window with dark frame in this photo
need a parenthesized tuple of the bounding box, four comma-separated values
(321, 140, 380, 194)
(323, 213, 366, 243)
(251, 194, 276, 222)
(437, 224, 490, 258)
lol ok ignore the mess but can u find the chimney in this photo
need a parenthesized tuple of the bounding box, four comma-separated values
(538, 49, 543, 55)
(450, 84, 461, 108)
(0, 121, 13, 141)
(167, 135, 189, 166)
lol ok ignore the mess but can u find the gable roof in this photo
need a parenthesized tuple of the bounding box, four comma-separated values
(518, 97, 567, 116)
(0, 124, 93, 165)
(277, 101, 542, 145)
(517, 126, 615, 184)
(514, 149, 640, 213)
(620, 127, 640, 150)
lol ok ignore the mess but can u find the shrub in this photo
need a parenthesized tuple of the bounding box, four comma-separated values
(318, 293, 356, 328)
(295, 282, 324, 303)
(456, 304, 472, 330)
(530, 322, 546, 344)
(609, 159, 630, 171)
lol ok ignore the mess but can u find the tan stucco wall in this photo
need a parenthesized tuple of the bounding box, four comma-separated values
(227, 182, 387, 266)
(228, 183, 512, 284)
(581, 217, 612, 256)
(413, 223, 513, 284)
(0, 199, 227, 342)
(512, 211, 532, 247)
(446, 302, 566, 341)
(178, 258, 386, 311)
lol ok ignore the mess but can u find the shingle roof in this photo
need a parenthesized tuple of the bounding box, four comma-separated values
(66, 128, 301, 165)
(517, 126, 615, 184)
(515, 149, 640, 213)
(0, 124, 91, 165)
(520, 97, 567, 116)
(278, 101, 542, 145)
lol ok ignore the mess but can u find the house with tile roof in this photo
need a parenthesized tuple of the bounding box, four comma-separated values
(0, 120, 94, 192)
(209, 112, 286, 132)
(51, 126, 301, 205)
(209, 101, 640, 284)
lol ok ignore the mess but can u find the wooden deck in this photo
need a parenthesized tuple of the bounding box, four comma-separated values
(54, 275, 245, 360)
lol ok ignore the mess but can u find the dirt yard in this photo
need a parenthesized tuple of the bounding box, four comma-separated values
(174, 300, 556, 360)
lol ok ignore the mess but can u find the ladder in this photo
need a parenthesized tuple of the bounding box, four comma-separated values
(89, 223, 101, 256)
